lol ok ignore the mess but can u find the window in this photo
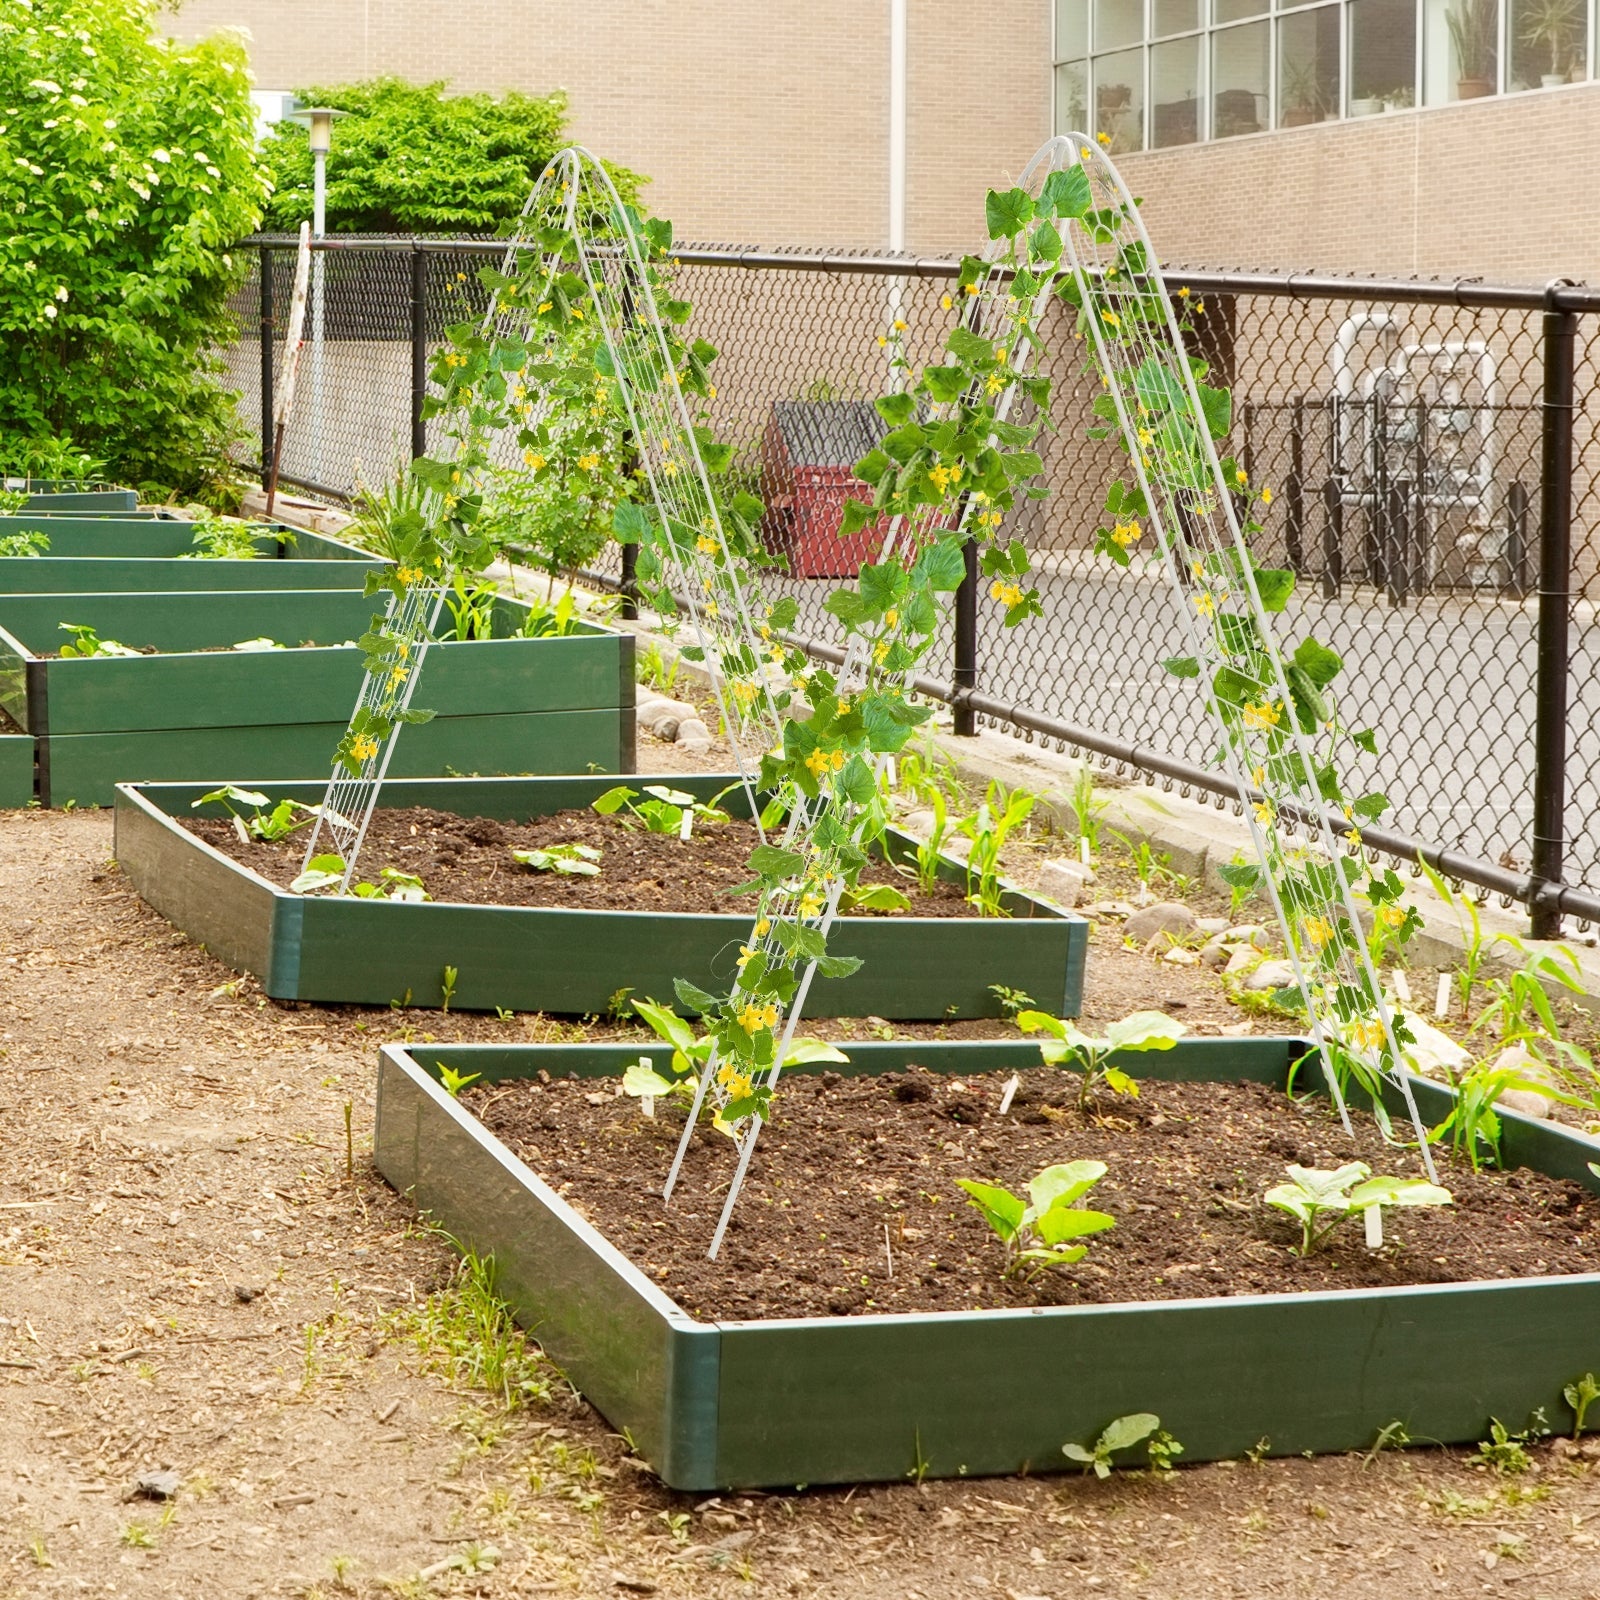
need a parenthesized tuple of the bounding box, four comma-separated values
(1053, 0, 1589, 143)
(1094, 47, 1147, 151)
(1213, 21, 1269, 136)
(1152, 35, 1204, 143)
(1278, 5, 1340, 124)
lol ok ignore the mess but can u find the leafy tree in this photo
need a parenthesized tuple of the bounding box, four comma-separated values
(0, 0, 265, 493)
(259, 78, 643, 234)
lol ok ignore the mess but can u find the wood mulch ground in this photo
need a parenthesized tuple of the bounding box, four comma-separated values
(4, 757, 1600, 1597)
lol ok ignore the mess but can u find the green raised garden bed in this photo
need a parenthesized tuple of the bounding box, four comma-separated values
(375, 1035, 1600, 1490)
(114, 772, 1087, 1017)
(0, 519, 377, 586)
(2, 592, 633, 806)
(6, 481, 138, 512)
(0, 733, 32, 807)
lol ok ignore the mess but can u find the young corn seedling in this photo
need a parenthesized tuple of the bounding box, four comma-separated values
(1016, 1009, 1186, 1113)
(511, 842, 602, 877)
(1068, 765, 1107, 859)
(912, 786, 950, 895)
(1264, 1162, 1452, 1256)
(957, 1161, 1115, 1280)
(1063, 1412, 1184, 1478)
(960, 782, 1035, 917)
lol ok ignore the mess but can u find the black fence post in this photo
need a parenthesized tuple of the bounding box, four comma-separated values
(1320, 478, 1343, 597)
(952, 535, 978, 737)
(1530, 285, 1577, 939)
(1286, 395, 1304, 571)
(1507, 481, 1530, 596)
(619, 542, 639, 621)
(258, 244, 274, 486)
(409, 245, 428, 461)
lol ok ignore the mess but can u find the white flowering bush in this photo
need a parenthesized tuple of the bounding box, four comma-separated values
(0, 0, 264, 492)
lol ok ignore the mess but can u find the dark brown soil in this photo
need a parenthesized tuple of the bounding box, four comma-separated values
(187, 804, 980, 917)
(466, 1066, 1600, 1322)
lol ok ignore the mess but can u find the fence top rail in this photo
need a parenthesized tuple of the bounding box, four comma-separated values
(239, 233, 1600, 311)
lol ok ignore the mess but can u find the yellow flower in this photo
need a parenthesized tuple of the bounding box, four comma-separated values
(985, 374, 1004, 395)
(696, 534, 718, 555)
(709, 384, 718, 398)
(1102, 310, 1121, 330)
(940, 293, 953, 311)
(732, 680, 759, 707)
(736, 944, 757, 969)
(798, 892, 823, 918)
(754, 917, 771, 937)
(571, 306, 585, 321)
(389, 664, 406, 687)
(837, 698, 851, 716)
(877, 334, 889, 349)
(1379, 903, 1406, 929)
(884, 607, 898, 629)
(706, 601, 719, 618)
(1252, 764, 1265, 787)
(576, 452, 601, 471)
(1079, 145, 1092, 159)
(1178, 286, 1191, 299)
(830, 749, 846, 771)
(1096, 131, 1112, 147)
(1111, 521, 1140, 547)
(1235, 468, 1248, 488)
(1253, 801, 1274, 825)
(1193, 592, 1215, 618)
(893, 319, 907, 332)
(737, 1002, 778, 1036)
(1303, 915, 1335, 950)
(351, 734, 379, 763)
(873, 638, 891, 664)
(538, 300, 552, 314)
(990, 579, 1024, 608)
(805, 748, 831, 778)
(1261, 486, 1274, 505)
(1349, 1018, 1387, 1051)
(964, 283, 979, 296)
(523, 450, 546, 470)
(1241, 700, 1282, 731)
(1345, 827, 1363, 848)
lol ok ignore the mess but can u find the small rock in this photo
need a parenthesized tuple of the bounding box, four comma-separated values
(901, 808, 935, 837)
(1223, 946, 1262, 975)
(1397, 1010, 1470, 1080)
(1036, 858, 1095, 905)
(1196, 917, 1231, 935)
(1161, 948, 1201, 966)
(1579, 1437, 1600, 1461)
(1498, 1088, 1553, 1120)
(674, 717, 713, 753)
(941, 835, 973, 862)
(233, 1285, 262, 1303)
(1225, 924, 1271, 949)
(1201, 942, 1233, 971)
(1084, 899, 1137, 918)
(1243, 959, 1298, 992)
(1124, 901, 1199, 942)
(132, 1470, 180, 1501)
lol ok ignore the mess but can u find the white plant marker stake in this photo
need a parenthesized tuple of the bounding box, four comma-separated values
(885, 756, 898, 791)
(1079, 835, 1092, 866)
(884, 1221, 895, 1278)
(678, 810, 694, 842)
(1394, 969, 1412, 1006)
(997, 1073, 1021, 1116)
(1435, 974, 1453, 1019)
(1364, 1206, 1384, 1250)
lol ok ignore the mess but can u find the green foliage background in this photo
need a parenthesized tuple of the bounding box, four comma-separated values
(259, 78, 644, 233)
(0, 0, 265, 493)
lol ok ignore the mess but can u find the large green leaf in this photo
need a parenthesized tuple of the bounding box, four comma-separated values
(1027, 1160, 1108, 1214)
(1104, 1011, 1187, 1052)
(985, 186, 1036, 240)
(956, 1178, 1026, 1242)
(1033, 1205, 1116, 1247)
(1039, 165, 1092, 219)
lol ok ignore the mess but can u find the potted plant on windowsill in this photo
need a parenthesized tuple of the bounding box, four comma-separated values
(1519, 0, 1582, 86)
(1447, 0, 1499, 96)
(1280, 56, 1327, 125)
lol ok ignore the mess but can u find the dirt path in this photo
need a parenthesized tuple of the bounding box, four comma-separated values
(3, 808, 1600, 1600)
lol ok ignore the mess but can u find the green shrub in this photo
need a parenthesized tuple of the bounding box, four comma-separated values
(0, 0, 265, 494)
(259, 78, 643, 234)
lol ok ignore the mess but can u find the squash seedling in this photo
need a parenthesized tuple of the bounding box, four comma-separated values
(58, 622, 139, 658)
(288, 853, 429, 902)
(194, 784, 323, 846)
(592, 784, 729, 837)
(1016, 1009, 1186, 1113)
(1264, 1162, 1452, 1256)
(956, 1160, 1115, 1279)
(511, 842, 602, 877)
(1063, 1412, 1184, 1478)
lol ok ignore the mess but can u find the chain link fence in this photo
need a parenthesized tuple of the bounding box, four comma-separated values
(221, 239, 1600, 928)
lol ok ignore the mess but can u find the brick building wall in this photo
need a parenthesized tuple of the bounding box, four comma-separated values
(162, 0, 1050, 254)
(1116, 83, 1600, 282)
